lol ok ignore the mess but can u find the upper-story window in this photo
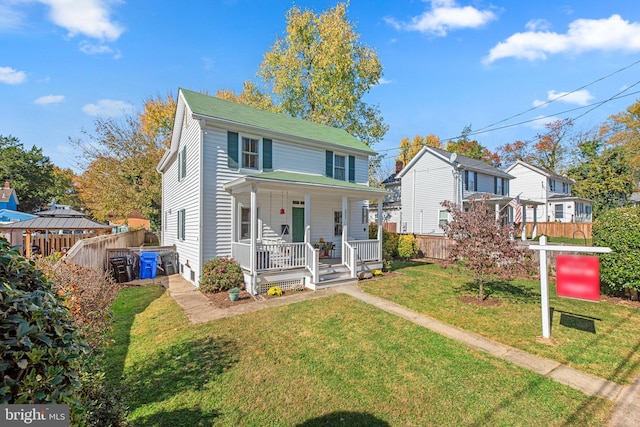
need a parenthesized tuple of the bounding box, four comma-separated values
(494, 177, 506, 195)
(548, 179, 556, 192)
(562, 182, 570, 194)
(334, 155, 346, 181)
(242, 137, 259, 169)
(464, 170, 477, 192)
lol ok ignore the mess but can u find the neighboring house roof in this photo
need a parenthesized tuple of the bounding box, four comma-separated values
(0, 181, 18, 205)
(224, 171, 388, 196)
(397, 146, 513, 180)
(36, 207, 86, 217)
(505, 160, 574, 184)
(0, 209, 36, 223)
(381, 171, 400, 185)
(548, 194, 594, 203)
(0, 216, 111, 231)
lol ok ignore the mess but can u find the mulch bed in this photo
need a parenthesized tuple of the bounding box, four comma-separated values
(202, 289, 255, 309)
(201, 288, 312, 309)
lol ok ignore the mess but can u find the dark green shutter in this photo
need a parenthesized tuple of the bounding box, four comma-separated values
(494, 176, 497, 194)
(326, 151, 333, 178)
(348, 155, 355, 183)
(182, 146, 187, 178)
(228, 132, 239, 169)
(177, 210, 180, 239)
(181, 209, 186, 240)
(263, 138, 272, 171)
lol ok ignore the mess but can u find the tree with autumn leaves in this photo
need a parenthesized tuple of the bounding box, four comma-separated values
(441, 197, 533, 301)
(72, 95, 175, 230)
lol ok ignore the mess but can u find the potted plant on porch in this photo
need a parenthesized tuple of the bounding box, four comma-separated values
(312, 238, 333, 258)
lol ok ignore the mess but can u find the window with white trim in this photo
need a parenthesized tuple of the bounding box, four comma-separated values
(549, 179, 556, 192)
(555, 204, 563, 219)
(334, 211, 343, 236)
(242, 136, 259, 169)
(562, 182, 569, 194)
(464, 170, 477, 191)
(177, 209, 185, 240)
(334, 155, 346, 181)
(241, 207, 251, 239)
(438, 210, 449, 228)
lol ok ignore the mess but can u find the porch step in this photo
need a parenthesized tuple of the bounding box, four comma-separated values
(316, 275, 358, 288)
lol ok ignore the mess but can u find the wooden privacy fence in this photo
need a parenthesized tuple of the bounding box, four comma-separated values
(415, 235, 454, 260)
(382, 222, 397, 233)
(63, 229, 146, 270)
(524, 222, 592, 239)
(31, 233, 94, 255)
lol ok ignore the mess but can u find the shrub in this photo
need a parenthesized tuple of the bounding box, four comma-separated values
(200, 257, 245, 293)
(267, 286, 283, 296)
(37, 257, 120, 350)
(0, 238, 87, 412)
(369, 223, 399, 271)
(592, 207, 640, 294)
(397, 234, 418, 260)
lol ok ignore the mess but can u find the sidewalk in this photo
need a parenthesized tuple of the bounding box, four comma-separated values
(160, 274, 639, 426)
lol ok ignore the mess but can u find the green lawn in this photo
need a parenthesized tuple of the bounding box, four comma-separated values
(105, 284, 613, 426)
(360, 262, 640, 384)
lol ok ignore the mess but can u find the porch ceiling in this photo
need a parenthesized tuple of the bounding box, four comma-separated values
(224, 171, 389, 198)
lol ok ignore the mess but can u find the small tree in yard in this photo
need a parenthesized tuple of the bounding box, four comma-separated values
(441, 197, 532, 300)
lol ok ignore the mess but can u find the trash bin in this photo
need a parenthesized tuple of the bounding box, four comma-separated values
(160, 252, 177, 276)
(139, 252, 159, 279)
(110, 256, 130, 283)
(125, 253, 138, 280)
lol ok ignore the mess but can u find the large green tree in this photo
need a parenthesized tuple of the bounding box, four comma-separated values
(220, 2, 387, 147)
(72, 95, 175, 229)
(0, 135, 55, 212)
(601, 99, 640, 175)
(568, 137, 635, 217)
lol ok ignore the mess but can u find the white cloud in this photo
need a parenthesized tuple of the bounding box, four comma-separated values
(79, 41, 112, 55)
(532, 89, 594, 107)
(378, 77, 393, 85)
(527, 115, 562, 130)
(0, 66, 27, 84)
(0, 2, 26, 30)
(485, 14, 640, 63)
(525, 19, 550, 32)
(385, 0, 497, 36)
(34, 94, 65, 105)
(82, 99, 135, 117)
(38, 0, 125, 41)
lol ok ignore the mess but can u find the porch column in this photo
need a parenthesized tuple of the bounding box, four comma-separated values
(377, 200, 383, 262)
(521, 204, 527, 241)
(304, 192, 311, 243)
(495, 202, 500, 220)
(342, 196, 349, 236)
(342, 195, 349, 264)
(230, 193, 237, 243)
(250, 185, 257, 292)
(532, 206, 538, 239)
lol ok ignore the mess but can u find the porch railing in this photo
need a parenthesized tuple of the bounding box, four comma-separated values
(256, 242, 307, 271)
(231, 242, 251, 270)
(305, 242, 319, 283)
(343, 240, 357, 278)
(348, 239, 379, 262)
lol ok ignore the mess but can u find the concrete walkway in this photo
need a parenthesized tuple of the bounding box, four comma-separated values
(158, 275, 639, 426)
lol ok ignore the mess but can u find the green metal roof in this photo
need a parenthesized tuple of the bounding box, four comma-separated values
(246, 171, 387, 193)
(180, 88, 376, 154)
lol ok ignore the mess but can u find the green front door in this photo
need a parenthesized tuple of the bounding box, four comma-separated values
(292, 207, 305, 242)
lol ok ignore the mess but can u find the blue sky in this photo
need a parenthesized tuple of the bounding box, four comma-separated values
(2, 0, 640, 173)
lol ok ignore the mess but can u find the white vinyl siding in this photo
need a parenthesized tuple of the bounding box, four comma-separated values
(400, 152, 455, 234)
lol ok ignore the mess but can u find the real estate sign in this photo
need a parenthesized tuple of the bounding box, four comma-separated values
(556, 255, 600, 302)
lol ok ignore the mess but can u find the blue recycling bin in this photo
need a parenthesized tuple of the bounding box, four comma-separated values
(139, 252, 159, 279)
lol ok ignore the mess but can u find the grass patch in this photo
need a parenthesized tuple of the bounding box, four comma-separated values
(361, 262, 640, 384)
(105, 284, 613, 426)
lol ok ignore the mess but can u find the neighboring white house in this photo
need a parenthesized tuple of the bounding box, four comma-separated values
(368, 161, 402, 232)
(506, 160, 593, 223)
(157, 89, 386, 294)
(396, 147, 518, 235)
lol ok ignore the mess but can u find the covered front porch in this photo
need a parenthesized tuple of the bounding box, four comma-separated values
(224, 171, 388, 294)
(464, 193, 545, 239)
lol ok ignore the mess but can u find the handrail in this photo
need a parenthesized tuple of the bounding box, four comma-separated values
(343, 240, 357, 278)
(305, 242, 319, 284)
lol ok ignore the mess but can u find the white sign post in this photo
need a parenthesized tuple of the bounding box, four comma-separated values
(529, 236, 612, 339)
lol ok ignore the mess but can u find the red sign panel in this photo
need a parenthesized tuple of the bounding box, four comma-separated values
(556, 255, 600, 302)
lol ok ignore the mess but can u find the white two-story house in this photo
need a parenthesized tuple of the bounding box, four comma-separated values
(397, 146, 517, 235)
(157, 89, 386, 294)
(506, 160, 593, 223)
